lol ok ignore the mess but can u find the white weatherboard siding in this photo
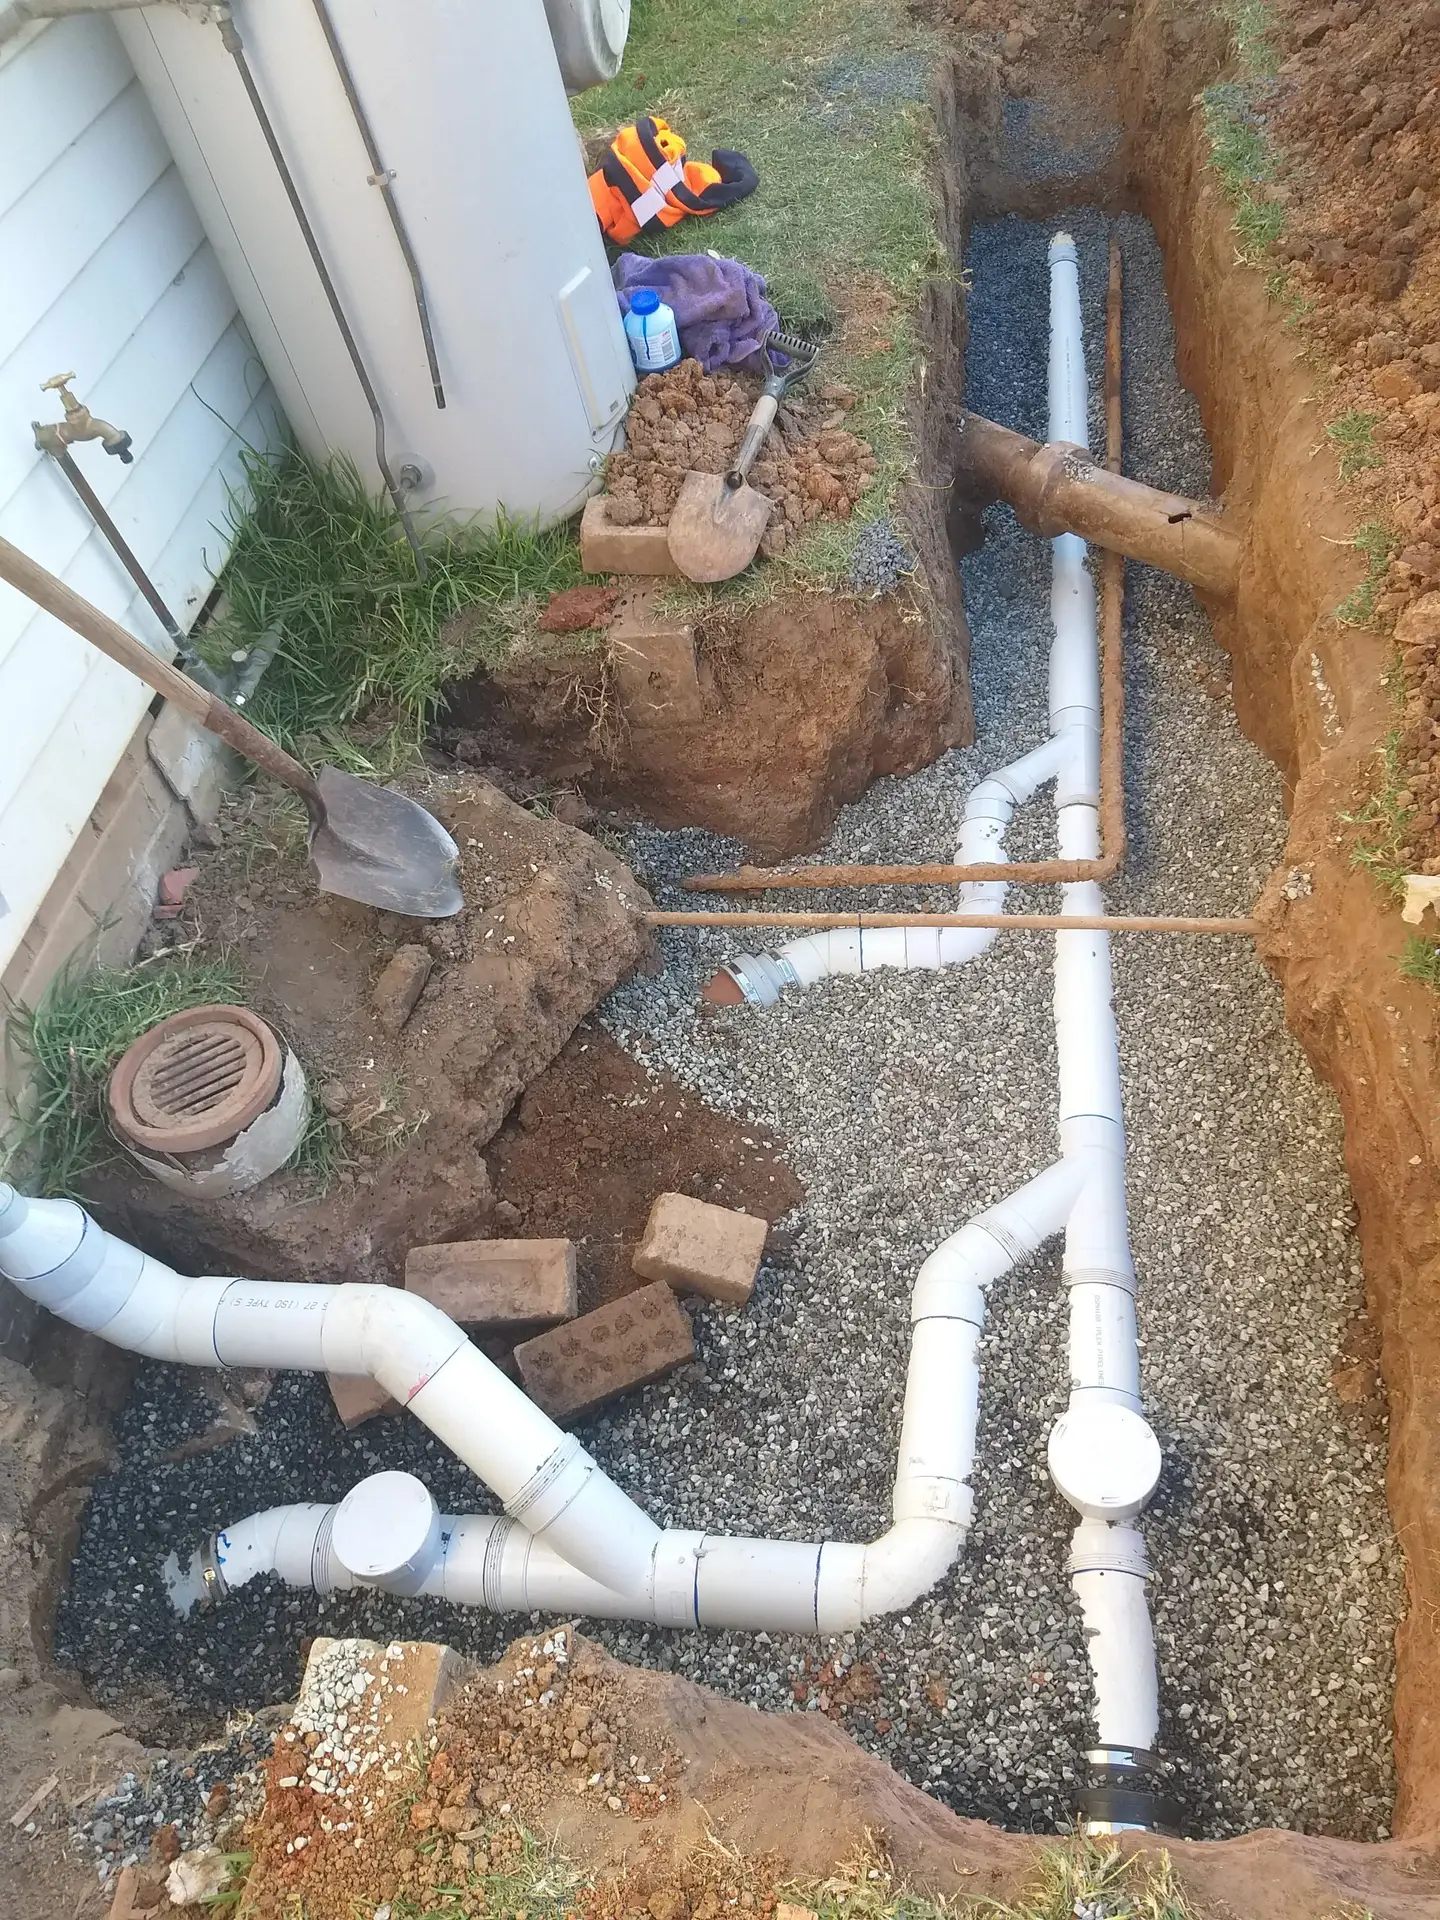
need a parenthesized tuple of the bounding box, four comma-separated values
(0, 14, 284, 977)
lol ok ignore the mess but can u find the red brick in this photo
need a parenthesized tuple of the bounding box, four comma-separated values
(327, 1373, 398, 1428)
(405, 1238, 577, 1330)
(579, 496, 681, 576)
(632, 1191, 768, 1306)
(514, 1281, 693, 1420)
(609, 594, 702, 726)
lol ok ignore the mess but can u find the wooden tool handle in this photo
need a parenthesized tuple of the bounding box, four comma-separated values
(0, 535, 322, 809)
(726, 392, 779, 489)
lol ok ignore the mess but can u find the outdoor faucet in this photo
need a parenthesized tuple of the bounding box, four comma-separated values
(32, 372, 133, 463)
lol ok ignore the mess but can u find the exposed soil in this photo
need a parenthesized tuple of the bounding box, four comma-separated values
(86, 773, 653, 1288)
(604, 357, 878, 561)
(487, 1027, 802, 1313)
(444, 584, 969, 860)
(1118, 0, 1440, 1844)
(219, 1632, 1440, 1920)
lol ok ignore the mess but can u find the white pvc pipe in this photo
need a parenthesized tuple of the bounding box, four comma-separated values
(687, 235, 1165, 1807)
(2, 1155, 1084, 1634)
(720, 735, 1071, 1005)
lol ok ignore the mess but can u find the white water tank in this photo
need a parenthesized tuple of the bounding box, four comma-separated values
(115, 0, 634, 525)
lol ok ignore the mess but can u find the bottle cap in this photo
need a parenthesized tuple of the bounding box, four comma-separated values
(630, 288, 660, 315)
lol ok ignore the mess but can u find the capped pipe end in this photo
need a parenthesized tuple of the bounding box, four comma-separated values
(332, 1470, 439, 1586)
(1048, 1404, 1160, 1522)
(1049, 231, 1079, 265)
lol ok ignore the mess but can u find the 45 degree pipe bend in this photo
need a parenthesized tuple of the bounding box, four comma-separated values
(1, 1155, 1088, 1637)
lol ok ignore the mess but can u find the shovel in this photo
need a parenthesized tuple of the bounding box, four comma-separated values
(0, 535, 463, 919)
(667, 329, 819, 583)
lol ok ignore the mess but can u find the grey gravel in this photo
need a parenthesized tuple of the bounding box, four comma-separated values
(848, 516, 917, 596)
(57, 212, 1401, 1843)
(73, 1718, 278, 1885)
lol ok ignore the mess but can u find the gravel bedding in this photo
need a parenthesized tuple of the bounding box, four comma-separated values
(57, 210, 1402, 1848)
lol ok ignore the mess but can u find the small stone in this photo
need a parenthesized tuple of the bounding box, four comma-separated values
(320, 1081, 352, 1116)
(370, 944, 434, 1035)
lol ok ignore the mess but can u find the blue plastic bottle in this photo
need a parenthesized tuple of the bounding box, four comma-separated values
(624, 287, 681, 374)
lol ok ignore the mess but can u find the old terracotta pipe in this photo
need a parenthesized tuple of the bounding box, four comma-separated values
(951, 410, 1240, 602)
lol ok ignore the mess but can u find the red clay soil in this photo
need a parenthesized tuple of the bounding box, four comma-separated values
(486, 1025, 803, 1312)
(234, 1633, 1440, 1920)
(87, 774, 653, 1288)
(1117, 0, 1440, 1846)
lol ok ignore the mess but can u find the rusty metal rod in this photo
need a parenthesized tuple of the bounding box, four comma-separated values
(647, 911, 1259, 935)
(683, 234, 1132, 903)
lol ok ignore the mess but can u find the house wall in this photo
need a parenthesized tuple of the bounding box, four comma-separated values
(0, 12, 284, 991)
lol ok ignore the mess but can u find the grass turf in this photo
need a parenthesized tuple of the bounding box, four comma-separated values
(575, 0, 946, 583)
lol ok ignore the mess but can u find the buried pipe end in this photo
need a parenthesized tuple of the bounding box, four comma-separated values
(1079, 1744, 1181, 1835)
(1078, 1781, 1182, 1836)
(701, 968, 747, 1006)
(163, 1541, 224, 1617)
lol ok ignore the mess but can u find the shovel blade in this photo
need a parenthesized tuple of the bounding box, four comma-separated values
(667, 471, 772, 583)
(309, 765, 463, 919)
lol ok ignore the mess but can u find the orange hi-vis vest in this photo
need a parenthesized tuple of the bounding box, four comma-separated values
(588, 116, 758, 245)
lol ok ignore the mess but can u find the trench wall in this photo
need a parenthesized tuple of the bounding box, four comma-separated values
(1126, 0, 1440, 1838)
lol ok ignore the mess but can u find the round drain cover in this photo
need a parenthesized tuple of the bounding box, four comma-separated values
(109, 1004, 283, 1154)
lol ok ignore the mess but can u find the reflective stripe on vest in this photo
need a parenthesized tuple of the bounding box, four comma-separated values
(625, 156, 685, 229)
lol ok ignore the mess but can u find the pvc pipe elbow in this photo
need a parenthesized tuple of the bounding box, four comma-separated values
(815, 1517, 964, 1631)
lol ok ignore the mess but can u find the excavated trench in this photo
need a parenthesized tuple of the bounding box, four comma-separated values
(11, 0, 1440, 1892)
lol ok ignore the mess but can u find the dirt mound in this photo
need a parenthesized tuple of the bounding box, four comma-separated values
(604, 359, 878, 560)
(233, 1632, 1440, 1920)
(87, 774, 653, 1287)
(450, 586, 968, 860)
(487, 1026, 803, 1312)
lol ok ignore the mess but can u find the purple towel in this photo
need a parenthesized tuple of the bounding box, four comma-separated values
(613, 252, 778, 372)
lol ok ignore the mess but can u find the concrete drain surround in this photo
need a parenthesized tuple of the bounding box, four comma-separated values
(47, 209, 1402, 1842)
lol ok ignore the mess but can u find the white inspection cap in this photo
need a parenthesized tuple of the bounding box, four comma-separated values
(332, 1470, 440, 1586)
(1048, 1404, 1161, 1522)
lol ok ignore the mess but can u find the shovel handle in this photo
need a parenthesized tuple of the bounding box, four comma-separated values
(725, 392, 779, 490)
(0, 535, 323, 815)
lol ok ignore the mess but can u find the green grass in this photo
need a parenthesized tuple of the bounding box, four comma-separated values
(1, 954, 246, 1196)
(1342, 732, 1415, 904)
(574, 0, 945, 580)
(1335, 519, 1397, 629)
(1400, 933, 1440, 990)
(1202, 1, 1286, 270)
(1218, 0, 1279, 77)
(201, 450, 590, 772)
(1326, 409, 1384, 484)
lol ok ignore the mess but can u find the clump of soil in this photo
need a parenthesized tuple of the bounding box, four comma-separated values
(238, 1629, 690, 1920)
(88, 773, 653, 1288)
(486, 1026, 803, 1311)
(603, 358, 879, 558)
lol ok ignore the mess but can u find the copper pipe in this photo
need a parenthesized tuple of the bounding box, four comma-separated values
(647, 911, 1258, 935)
(684, 234, 1130, 902)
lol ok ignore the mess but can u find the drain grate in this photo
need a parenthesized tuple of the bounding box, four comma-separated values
(109, 1005, 283, 1155)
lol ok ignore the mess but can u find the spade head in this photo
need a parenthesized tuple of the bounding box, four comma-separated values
(666, 470, 773, 583)
(308, 765, 463, 918)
